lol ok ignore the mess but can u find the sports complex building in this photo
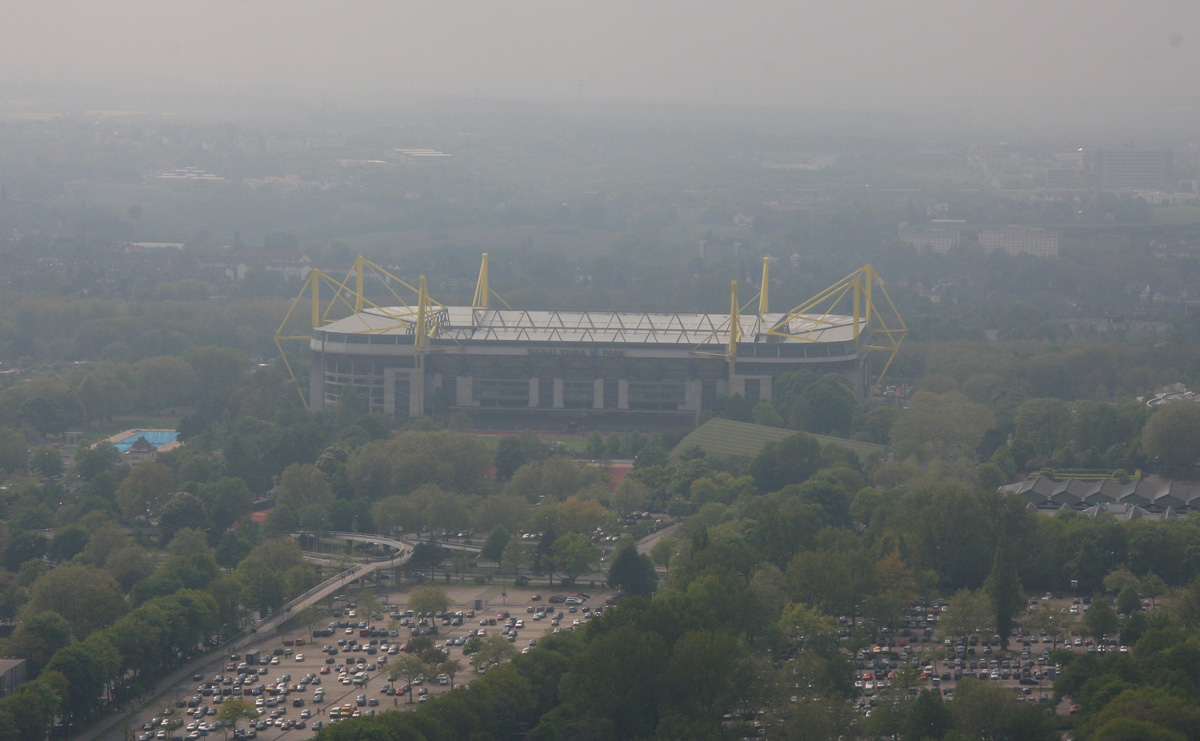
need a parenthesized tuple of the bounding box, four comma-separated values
(279, 256, 905, 429)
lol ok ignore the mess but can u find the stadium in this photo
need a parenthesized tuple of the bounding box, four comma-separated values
(277, 255, 905, 429)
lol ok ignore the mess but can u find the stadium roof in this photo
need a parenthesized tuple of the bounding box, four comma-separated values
(669, 418, 885, 462)
(316, 306, 859, 346)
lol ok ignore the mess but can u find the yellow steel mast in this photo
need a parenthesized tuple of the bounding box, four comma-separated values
(728, 280, 740, 388)
(758, 256, 769, 318)
(472, 253, 490, 308)
(413, 275, 428, 416)
(274, 257, 448, 409)
(766, 263, 906, 395)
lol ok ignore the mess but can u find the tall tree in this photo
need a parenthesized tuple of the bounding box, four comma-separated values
(984, 540, 1023, 651)
(902, 690, 953, 741)
(389, 655, 430, 704)
(750, 433, 822, 493)
(608, 542, 658, 597)
(493, 437, 527, 482)
(553, 533, 599, 584)
(1142, 403, 1200, 472)
(481, 526, 510, 565)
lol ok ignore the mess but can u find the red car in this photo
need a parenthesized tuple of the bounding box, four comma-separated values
(319, 666, 330, 675)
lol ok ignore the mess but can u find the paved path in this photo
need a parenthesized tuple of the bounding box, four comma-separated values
(636, 522, 679, 556)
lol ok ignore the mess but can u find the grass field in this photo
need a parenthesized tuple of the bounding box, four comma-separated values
(474, 432, 589, 453)
(1153, 206, 1200, 226)
(671, 417, 885, 461)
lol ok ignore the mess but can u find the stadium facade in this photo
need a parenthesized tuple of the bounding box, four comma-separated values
(287, 256, 904, 428)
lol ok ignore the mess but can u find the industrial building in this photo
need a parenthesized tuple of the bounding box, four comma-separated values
(1096, 149, 1172, 190)
(979, 227, 1061, 258)
(278, 256, 905, 428)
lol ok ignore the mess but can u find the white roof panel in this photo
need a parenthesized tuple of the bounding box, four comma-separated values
(316, 306, 859, 345)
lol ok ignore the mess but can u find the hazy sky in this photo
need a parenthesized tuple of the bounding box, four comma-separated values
(5, 0, 1200, 124)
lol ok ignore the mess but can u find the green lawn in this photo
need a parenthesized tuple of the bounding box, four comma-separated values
(475, 433, 589, 453)
(670, 417, 884, 461)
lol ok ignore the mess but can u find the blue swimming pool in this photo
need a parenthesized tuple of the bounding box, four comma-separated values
(114, 430, 178, 452)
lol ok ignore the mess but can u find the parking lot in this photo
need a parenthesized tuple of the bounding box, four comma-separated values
(849, 593, 1146, 720)
(118, 583, 616, 740)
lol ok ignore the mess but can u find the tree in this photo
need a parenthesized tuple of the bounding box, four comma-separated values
(3, 611, 73, 676)
(1091, 718, 1187, 741)
(19, 396, 68, 438)
(44, 641, 110, 723)
(797, 374, 860, 436)
(939, 589, 993, 639)
(634, 444, 669, 468)
(555, 495, 613, 535)
(115, 462, 174, 519)
(1085, 598, 1119, 640)
(890, 391, 995, 460)
(30, 446, 63, 479)
(778, 602, 837, 652)
(158, 494, 208, 543)
(389, 654, 430, 703)
(215, 698, 258, 739)
(607, 542, 657, 597)
(609, 479, 649, 518)
(21, 564, 127, 638)
(984, 540, 1023, 650)
(557, 626, 667, 739)
(0, 428, 28, 475)
(475, 634, 517, 669)
(501, 540, 529, 582)
(493, 437, 527, 482)
(1013, 398, 1071, 458)
(1117, 584, 1141, 616)
(133, 356, 197, 410)
(553, 533, 599, 584)
(182, 346, 249, 406)
(357, 593, 384, 622)
(409, 585, 451, 617)
(274, 463, 334, 512)
(752, 400, 784, 427)
(750, 433, 822, 493)
(3, 529, 46, 572)
(1142, 402, 1200, 472)
(439, 658, 463, 687)
(297, 605, 324, 638)
(902, 690, 953, 741)
(47, 527, 88, 563)
(480, 526, 510, 566)
(74, 442, 119, 481)
(664, 630, 744, 722)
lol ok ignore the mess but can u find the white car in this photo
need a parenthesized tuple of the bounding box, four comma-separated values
(296, 654, 304, 662)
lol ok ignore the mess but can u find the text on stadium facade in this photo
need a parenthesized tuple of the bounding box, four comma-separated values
(527, 348, 626, 357)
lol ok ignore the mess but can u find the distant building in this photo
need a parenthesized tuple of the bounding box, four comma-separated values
(0, 659, 26, 698)
(122, 436, 158, 464)
(1096, 149, 1171, 190)
(394, 148, 451, 162)
(1003, 476, 1198, 517)
(979, 227, 1060, 258)
(900, 228, 961, 255)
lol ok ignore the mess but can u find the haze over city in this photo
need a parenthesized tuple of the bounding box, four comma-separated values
(4, 0, 1200, 129)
